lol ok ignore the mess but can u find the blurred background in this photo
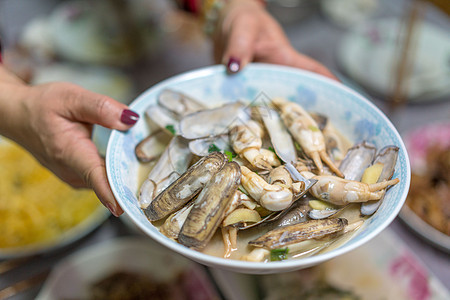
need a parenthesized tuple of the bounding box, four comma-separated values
(0, 0, 449, 299)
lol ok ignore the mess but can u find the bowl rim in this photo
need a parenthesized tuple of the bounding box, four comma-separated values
(106, 62, 411, 272)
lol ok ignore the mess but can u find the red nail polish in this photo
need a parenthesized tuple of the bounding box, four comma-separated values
(105, 203, 119, 217)
(121, 109, 139, 125)
(227, 56, 241, 73)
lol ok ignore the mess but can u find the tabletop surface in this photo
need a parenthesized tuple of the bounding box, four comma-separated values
(0, 0, 449, 298)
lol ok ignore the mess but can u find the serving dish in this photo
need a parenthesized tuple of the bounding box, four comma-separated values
(399, 121, 450, 253)
(106, 63, 410, 274)
(0, 137, 110, 259)
(36, 237, 220, 299)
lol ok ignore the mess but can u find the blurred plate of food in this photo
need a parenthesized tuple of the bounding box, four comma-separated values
(210, 228, 449, 300)
(400, 122, 450, 253)
(36, 237, 221, 300)
(337, 18, 450, 103)
(0, 137, 110, 259)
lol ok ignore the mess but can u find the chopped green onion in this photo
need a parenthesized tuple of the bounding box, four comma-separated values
(308, 125, 319, 132)
(294, 142, 302, 151)
(270, 248, 289, 261)
(208, 144, 221, 153)
(165, 124, 176, 135)
(224, 150, 236, 162)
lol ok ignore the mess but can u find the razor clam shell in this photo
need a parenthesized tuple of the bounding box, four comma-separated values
(135, 130, 172, 163)
(179, 102, 249, 140)
(138, 137, 192, 209)
(178, 161, 241, 250)
(188, 134, 231, 157)
(158, 89, 207, 117)
(145, 104, 180, 135)
(160, 202, 195, 240)
(259, 107, 297, 164)
(143, 152, 226, 221)
(270, 199, 310, 228)
(308, 207, 345, 220)
(339, 141, 377, 181)
(249, 218, 348, 250)
(361, 145, 399, 216)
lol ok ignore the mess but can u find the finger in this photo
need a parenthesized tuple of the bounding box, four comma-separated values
(222, 16, 259, 73)
(65, 87, 139, 131)
(87, 161, 124, 217)
(68, 140, 124, 217)
(284, 50, 339, 81)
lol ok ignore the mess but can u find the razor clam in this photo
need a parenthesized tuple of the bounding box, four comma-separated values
(179, 102, 250, 140)
(178, 161, 241, 250)
(138, 136, 192, 209)
(249, 218, 348, 250)
(259, 107, 297, 164)
(145, 104, 180, 135)
(157, 89, 207, 117)
(272, 97, 344, 177)
(135, 130, 172, 163)
(230, 120, 274, 170)
(237, 163, 317, 230)
(361, 145, 399, 215)
(144, 152, 226, 221)
(243, 218, 364, 262)
(189, 134, 232, 157)
(300, 169, 400, 206)
(308, 141, 377, 219)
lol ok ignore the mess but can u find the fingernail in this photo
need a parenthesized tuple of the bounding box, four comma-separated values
(121, 109, 139, 125)
(105, 202, 120, 217)
(227, 56, 241, 73)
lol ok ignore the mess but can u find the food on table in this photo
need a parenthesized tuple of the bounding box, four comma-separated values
(137, 89, 400, 262)
(89, 269, 219, 300)
(406, 144, 450, 235)
(0, 138, 101, 249)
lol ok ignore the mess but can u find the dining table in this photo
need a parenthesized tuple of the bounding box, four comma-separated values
(0, 0, 449, 298)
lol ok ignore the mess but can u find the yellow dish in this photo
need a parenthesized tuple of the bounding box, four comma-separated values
(0, 138, 109, 257)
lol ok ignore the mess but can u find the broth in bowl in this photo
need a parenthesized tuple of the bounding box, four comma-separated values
(135, 90, 400, 263)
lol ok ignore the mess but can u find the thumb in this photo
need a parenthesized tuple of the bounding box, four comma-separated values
(221, 15, 259, 74)
(65, 87, 139, 130)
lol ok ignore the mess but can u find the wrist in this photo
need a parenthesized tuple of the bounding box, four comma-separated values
(0, 75, 30, 142)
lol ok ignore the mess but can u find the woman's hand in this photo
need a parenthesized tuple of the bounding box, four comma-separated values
(214, 0, 336, 79)
(0, 75, 138, 216)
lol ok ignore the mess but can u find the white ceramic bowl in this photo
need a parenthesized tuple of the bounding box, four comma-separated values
(106, 63, 411, 274)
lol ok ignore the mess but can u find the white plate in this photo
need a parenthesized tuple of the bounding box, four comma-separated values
(36, 237, 220, 300)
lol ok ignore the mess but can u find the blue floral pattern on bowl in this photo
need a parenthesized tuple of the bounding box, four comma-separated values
(106, 63, 410, 274)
